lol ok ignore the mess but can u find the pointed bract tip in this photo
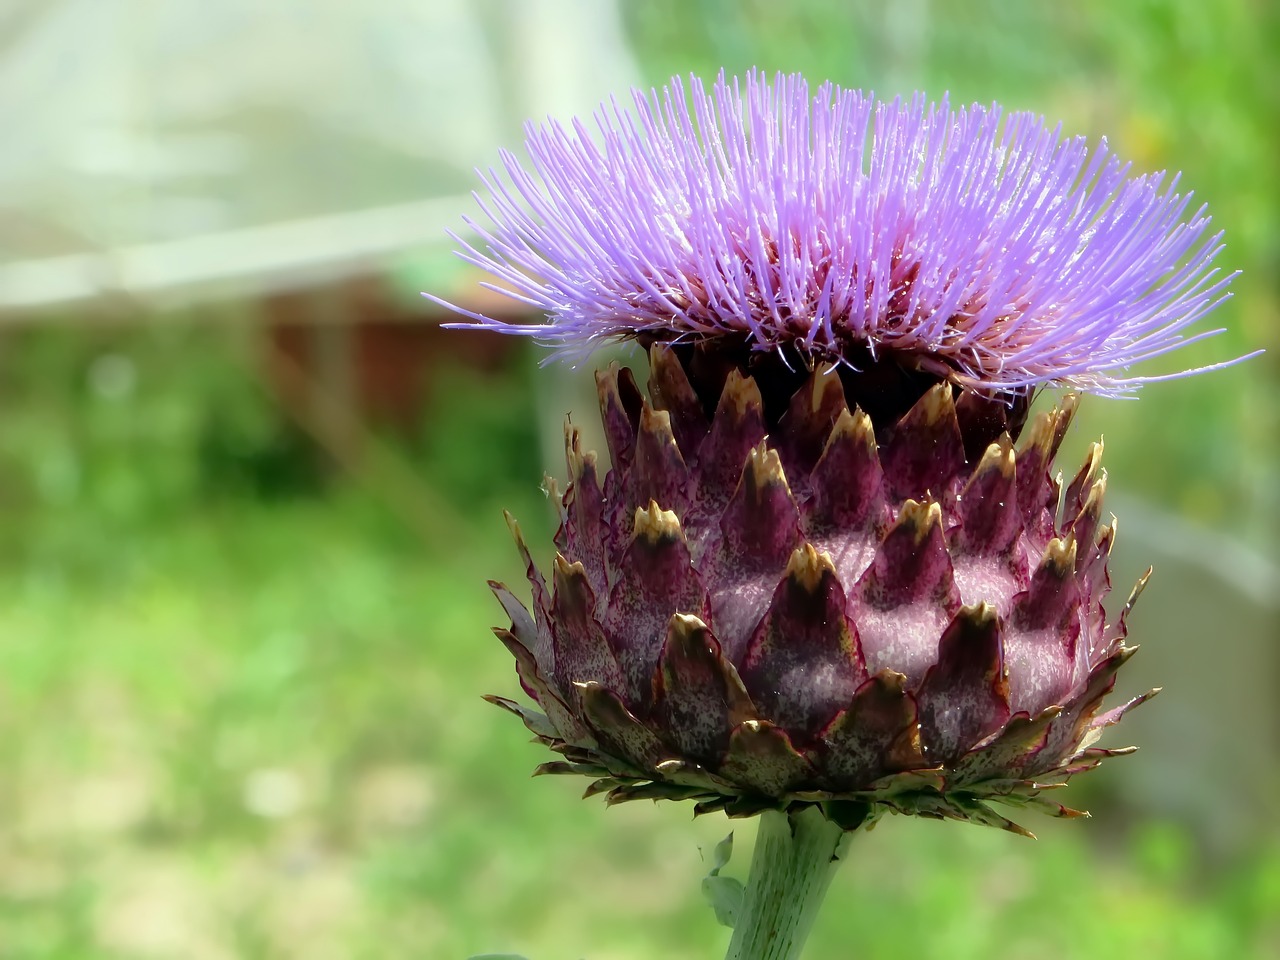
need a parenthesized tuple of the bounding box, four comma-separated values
(1051, 393, 1081, 450)
(810, 364, 843, 413)
(828, 406, 878, 454)
(552, 552, 587, 582)
(976, 433, 1017, 479)
(543, 474, 562, 502)
(1040, 536, 1078, 577)
(563, 420, 594, 475)
(1076, 440, 1105, 488)
(872, 668, 910, 695)
(895, 498, 942, 544)
(746, 443, 791, 492)
(503, 510, 526, 545)
(639, 402, 673, 435)
(665, 612, 713, 655)
(783, 542, 837, 593)
(852, 405, 877, 438)
(1082, 472, 1108, 515)
(957, 599, 1000, 629)
(632, 500, 684, 544)
(721, 369, 763, 417)
(1124, 567, 1153, 613)
(918, 382, 957, 425)
(1112, 644, 1140, 667)
(648, 341, 672, 367)
(594, 362, 619, 393)
(1018, 408, 1057, 456)
(670, 611, 709, 633)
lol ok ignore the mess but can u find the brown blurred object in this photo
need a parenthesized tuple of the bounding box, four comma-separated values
(251, 272, 539, 544)
(261, 276, 530, 435)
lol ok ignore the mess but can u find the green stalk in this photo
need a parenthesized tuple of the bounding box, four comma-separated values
(724, 806, 854, 960)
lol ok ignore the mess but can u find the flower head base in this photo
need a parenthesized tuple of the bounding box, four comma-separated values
(486, 346, 1155, 835)
(437, 72, 1243, 395)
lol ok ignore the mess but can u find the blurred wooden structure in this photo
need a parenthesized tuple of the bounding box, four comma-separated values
(259, 275, 532, 455)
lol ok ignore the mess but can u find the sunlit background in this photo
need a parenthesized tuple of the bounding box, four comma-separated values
(0, 1, 1276, 957)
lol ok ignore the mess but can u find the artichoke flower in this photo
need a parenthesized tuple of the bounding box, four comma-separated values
(435, 72, 1245, 835)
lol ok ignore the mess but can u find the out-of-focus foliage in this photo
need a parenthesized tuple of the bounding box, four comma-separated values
(412, 357, 542, 516)
(0, 323, 321, 582)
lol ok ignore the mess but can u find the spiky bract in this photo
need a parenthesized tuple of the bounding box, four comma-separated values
(487, 344, 1154, 835)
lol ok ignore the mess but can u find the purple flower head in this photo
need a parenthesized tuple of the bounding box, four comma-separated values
(433, 71, 1250, 395)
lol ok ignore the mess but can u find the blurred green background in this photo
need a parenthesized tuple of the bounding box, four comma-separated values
(0, 1, 1276, 958)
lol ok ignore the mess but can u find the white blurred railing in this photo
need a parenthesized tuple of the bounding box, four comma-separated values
(0, 198, 472, 316)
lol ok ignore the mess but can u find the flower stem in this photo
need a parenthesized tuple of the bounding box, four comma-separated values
(724, 806, 854, 960)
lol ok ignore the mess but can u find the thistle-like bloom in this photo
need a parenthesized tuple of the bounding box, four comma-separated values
(439, 72, 1244, 833)
(439, 72, 1239, 395)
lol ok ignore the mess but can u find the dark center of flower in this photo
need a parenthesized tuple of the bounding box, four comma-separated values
(639, 333, 1034, 455)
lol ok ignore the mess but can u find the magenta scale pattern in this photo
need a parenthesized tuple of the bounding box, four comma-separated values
(434, 71, 1241, 394)
(484, 348, 1151, 832)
